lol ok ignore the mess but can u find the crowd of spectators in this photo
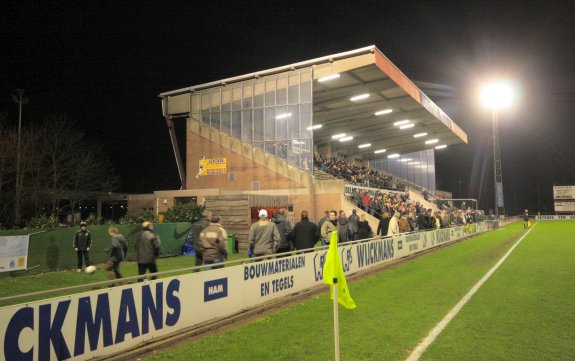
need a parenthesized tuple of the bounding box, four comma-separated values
(314, 153, 406, 191)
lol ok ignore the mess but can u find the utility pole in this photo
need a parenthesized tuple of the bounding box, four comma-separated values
(12, 89, 28, 225)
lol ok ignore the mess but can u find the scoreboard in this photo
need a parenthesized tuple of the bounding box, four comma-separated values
(553, 186, 575, 213)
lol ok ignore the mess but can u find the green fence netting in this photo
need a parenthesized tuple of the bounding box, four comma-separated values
(0, 223, 192, 276)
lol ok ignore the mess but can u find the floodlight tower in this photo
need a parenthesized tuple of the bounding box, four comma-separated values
(481, 82, 514, 220)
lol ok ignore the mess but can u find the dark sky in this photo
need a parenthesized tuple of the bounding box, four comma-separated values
(2, 1, 575, 214)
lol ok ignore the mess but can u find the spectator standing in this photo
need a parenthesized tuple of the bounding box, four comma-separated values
(399, 212, 411, 233)
(199, 215, 228, 270)
(362, 191, 371, 212)
(136, 221, 161, 280)
(348, 209, 360, 240)
(73, 221, 92, 272)
(377, 212, 390, 236)
(273, 208, 293, 253)
(317, 210, 330, 239)
(248, 209, 281, 257)
(291, 210, 318, 251)
(523, 209, 529, 228)
(416, 209, 428, 231)
(337, 210, 352, 243)
(105, 226, 127, 284)
(357, 214, 373, 239)
(321, 210, 338, 246)
(189, 210, 212, 270)
(387, 211, 400, 236)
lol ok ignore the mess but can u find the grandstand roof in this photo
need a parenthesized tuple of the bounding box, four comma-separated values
(160, 45, 467, 160)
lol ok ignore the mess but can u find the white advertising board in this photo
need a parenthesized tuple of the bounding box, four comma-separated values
(554, 201, 575, 212)
(0, 235, 29, 272)
(0, 223, 485, 360)
(553, 185, 575, 200)
(536, 215, 575, 220)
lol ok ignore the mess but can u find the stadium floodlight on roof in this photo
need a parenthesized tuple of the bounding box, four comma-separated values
(425, 139, 439, 145)
(388, 153, 400, 158)
(374, 149, 386, 154)
(350, 93, 370, 101)
(318, 73, 341, 82)
(375, 109, 393, 116)
(393, 120, 410, 126)
(307, 124, 323, 130)
(275, 113, 292, 120)
(435, 144, 447, 149)
(414, 132, 427, 138)
(339, 136, 353, 142)
(358, 143, 371, 148)
(400, 158, 413, 162)
(399, 123, 414, 129)
(332, 133, 346, 139)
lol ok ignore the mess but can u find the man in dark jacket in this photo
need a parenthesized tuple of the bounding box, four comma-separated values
(348, 209, 360, 240)
(337, 210, 352, 243)
(137, 221, 161, 280)
(274, 208, 293, 254)
(106, 226, 127, 285)
(189, 210, 211, 270)
(377, 212, 390, 236)
(199, 215, 228, 270)
(73, 221, 92, 272)
(291, 210, 318, 251)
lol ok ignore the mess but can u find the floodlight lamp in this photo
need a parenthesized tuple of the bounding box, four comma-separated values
(358, 143, 371, 149)
(414, 132, 427, 138)
(307, 124, 323, 131)
(393, 120, 410, 126)
(399, 123, 414, 129)
(435, 144, 447, 149)
(374, 149, 386, 154)
(318, 73, 340, 82)
(388, 153, 400, 159)
(481, 82, 514, 110)
(339, 136, 353, 142)
(275, 113, 292, 120)
(375, 109, 393, 116)
(350, 93, 370, 102)
(425, 139, 439, 145)
(332, 133, 346, 139)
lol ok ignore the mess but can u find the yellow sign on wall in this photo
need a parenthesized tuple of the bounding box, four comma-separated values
(198, 157, 227, 177)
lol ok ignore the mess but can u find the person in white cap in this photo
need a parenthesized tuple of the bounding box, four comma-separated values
(248, 209, 280, 257)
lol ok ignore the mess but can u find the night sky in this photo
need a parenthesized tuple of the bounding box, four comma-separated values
(2, 1, 574, 214)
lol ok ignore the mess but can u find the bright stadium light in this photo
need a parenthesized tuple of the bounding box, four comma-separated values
(358, 143, 371, 148)
(481, 80, 516, 220)
(393, 120, 410, 126)
(387, 153, 400, 159)
(375, 109, 393, 116)
(435, 144, 447, 149)
(275, 112, 292, 120)
(339, 136, 353, 142)
(374, 149, 386, 154)
(481, 82, 514, 110)
(425, 139, 439, 145)
(413, 132, 427, 138)
(306, 124, 323, 131)
(318, 73, 341, 82)
(332, 133, 346, 139)
(399, 123, 414, 129)
(350, 93, 370, 101)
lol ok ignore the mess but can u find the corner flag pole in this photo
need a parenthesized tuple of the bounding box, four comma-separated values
(332, 277, 340, 361)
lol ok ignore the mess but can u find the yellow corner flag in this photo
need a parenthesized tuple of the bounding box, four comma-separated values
(323, 231, 357, 309)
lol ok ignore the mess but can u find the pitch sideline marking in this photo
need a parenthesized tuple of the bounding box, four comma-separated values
(406, 222, 538, 361)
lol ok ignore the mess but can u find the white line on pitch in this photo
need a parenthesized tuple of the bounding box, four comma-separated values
(406, 223, 538, 361)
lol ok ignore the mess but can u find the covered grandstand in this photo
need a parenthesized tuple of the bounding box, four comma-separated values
(138, 45, 468, 251)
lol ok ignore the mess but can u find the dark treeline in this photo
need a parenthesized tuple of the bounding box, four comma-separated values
(0, 114, 119, 227)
